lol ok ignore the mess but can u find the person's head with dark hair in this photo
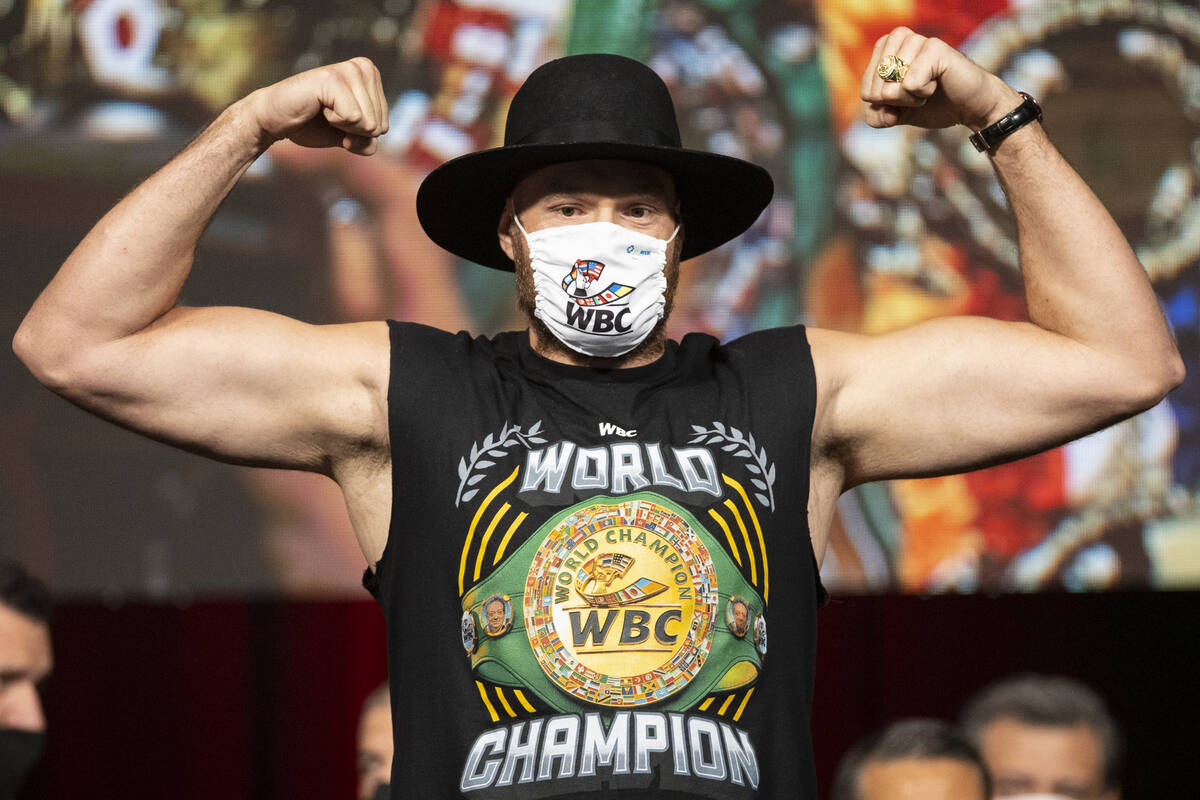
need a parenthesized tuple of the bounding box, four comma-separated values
(833, 718, 991, 800)
(0, 558, 53, 799)
(961, 674, 1122, 800)
(0, 562, 51, 627)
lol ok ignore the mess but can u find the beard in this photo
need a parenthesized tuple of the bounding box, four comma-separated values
(511, 222, 683, 365)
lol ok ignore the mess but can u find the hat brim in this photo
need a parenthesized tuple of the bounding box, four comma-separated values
(416, 141, 774, 271)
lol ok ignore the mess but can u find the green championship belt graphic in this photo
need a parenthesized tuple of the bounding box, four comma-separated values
(461, 493, 766, 714)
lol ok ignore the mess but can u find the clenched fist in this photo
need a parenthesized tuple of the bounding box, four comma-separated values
(243, 57, 389, 155)
(860, 27, 1023, 133)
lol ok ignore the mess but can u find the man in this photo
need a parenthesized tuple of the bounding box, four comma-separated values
(12, 27, 1182, 798)
(0, 560, 52, 800)
(482, 596, 508, 636)
(832, 718, 990, 800)
(357, 683, 393, 800)
(961, 674, 1122, 800)
(729, 597, 750, 638)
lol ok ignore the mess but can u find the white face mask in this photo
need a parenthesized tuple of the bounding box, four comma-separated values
(515, 212, 678, 358)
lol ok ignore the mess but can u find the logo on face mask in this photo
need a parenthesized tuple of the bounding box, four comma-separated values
(561, 259, 635, 307)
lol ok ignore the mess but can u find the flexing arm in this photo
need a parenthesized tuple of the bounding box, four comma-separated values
(811, 29, 1185, 494)
(13, 58, 390, 475)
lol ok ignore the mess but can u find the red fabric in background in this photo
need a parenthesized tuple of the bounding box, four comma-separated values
(23, 592, 1198, 799)
(26, 601, 388, 799)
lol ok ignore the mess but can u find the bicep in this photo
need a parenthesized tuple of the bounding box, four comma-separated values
(811, 318, 1157, 488)
(58, 307, 390, 471)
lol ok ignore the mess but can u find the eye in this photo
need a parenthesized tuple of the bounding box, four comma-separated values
(558, 206, 579, 217)
(628, 206, 650, 219)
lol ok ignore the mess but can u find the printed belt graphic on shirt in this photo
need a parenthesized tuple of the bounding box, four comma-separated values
(461, 492, 766, 714)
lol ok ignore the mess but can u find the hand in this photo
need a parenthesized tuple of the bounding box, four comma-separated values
(860, 28, 1023, 132)
(245, 58, 389, 155)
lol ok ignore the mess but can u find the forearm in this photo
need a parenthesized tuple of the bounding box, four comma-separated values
(14, 96, 267, 375)
(991, 107, 1184, 394)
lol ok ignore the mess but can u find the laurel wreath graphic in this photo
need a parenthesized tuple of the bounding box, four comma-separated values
(455, 420, 548, 507)
(688, 422, 776, 511)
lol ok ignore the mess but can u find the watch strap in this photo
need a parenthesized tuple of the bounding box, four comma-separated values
(969, 92, 1043, 153)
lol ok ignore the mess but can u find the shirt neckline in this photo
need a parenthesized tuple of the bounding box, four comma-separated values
(516, 331, 679, 384)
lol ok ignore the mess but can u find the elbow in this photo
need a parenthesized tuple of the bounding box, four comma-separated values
(12, 319, 78, 394)
(1154, 345, 1187, 401)
(1165, 348, 1187, 394)
(1122, 347, 1186, 413)
(12, 320, 40, 377)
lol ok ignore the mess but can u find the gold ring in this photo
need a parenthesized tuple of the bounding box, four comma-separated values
(877, 54, 908, 82)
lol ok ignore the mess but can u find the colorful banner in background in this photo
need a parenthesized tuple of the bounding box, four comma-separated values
(1, 0, 1198, 596)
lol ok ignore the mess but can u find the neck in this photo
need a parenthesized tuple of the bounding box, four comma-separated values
(527, 326, 667, 368)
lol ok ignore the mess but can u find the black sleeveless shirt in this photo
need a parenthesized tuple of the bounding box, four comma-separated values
(366, 321, 823, 799)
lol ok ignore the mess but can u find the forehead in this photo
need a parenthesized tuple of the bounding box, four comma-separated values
(512, 160, 676, 202)
(860, 758, 986, 800)
(981, 717, 1105, 782)
(0, 604, 52, 678)
(357, 704, 393, 751)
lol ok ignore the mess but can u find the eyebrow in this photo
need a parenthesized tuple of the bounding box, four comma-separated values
(540, 177, 673, 198)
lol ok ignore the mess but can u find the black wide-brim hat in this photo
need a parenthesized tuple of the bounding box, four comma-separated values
(416, 53, 774, 271)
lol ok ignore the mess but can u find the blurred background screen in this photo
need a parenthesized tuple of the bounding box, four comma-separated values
(3, 0, 1199, 598)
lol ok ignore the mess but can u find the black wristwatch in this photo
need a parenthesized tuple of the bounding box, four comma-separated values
(969, 92, 1043, 153)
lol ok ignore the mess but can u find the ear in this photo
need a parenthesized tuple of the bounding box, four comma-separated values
(497, 201, 516, 261)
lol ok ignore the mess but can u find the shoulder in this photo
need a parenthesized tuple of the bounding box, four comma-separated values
(722, 324, 812, 352)
(384, 323, 527, 414)
(686, 324, 814, 367)
(802, 326, 857, 423)
(387, 321, 522, 365)
(706, 325, 817, 387)
(294, 319, 391, 393)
